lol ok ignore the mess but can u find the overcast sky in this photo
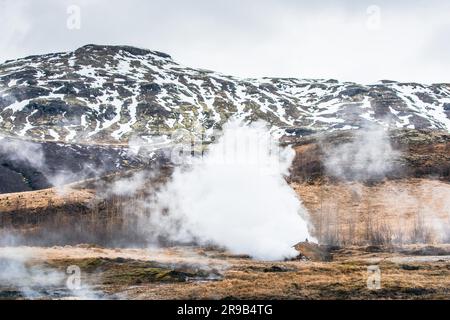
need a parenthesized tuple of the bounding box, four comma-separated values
(0, 0, 449, 84)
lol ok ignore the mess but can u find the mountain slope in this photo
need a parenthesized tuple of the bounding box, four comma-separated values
(1, 44, 449, 143)
(0, 136, 150, 194)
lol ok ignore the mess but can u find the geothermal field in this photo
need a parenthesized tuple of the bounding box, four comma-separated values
(0, 27, 449, 299)
(0, 121, 449, 300)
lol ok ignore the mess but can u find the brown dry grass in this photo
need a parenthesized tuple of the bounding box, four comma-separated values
(293, 178, 450, 245)
(1, 177, 449, 247)
(119, 261, 449, 300)
(4, 245, 446, 300)
(0, 188, 95, 213)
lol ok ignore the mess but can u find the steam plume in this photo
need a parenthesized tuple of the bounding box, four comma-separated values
(146, 120, 312, 261)
(324, 125, 399, 181)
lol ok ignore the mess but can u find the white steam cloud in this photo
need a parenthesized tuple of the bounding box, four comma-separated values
(0, 137, 46, 170)
(0, 137, 104, 193)
(147, 120, 312, 261)
(324, 125, 399, 181)
(0, 247, 101, 299)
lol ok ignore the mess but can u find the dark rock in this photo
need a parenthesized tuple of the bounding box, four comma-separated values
(263, 266, 291, 273)
(285, 127, 316, 136)
(365, 245, 384, 253)
(340, 85, 369, 97)
(53, 84, 78, 95)
(294, 242, 333, 261)
(400, 264, 420, 271)
(140, 83, 161, 95)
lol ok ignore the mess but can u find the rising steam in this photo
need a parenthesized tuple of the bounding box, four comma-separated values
(0, 247, 101, 299)
(324, 125, 400, 181)
(147, 120, 312, 261)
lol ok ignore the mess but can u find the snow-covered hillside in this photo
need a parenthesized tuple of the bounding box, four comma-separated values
(0, 44, 449, 143)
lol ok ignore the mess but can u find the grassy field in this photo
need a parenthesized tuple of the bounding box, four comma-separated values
(0, 245, 448, 300)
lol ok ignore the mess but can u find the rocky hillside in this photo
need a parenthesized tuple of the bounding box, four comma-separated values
(0, 136, 153, 194)
(288, 129, 450, 183)
(1, 44, 450, 144)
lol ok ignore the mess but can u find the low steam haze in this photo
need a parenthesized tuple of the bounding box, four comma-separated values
(0, 0, 449, 84)
(0, 247, 101, 299)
